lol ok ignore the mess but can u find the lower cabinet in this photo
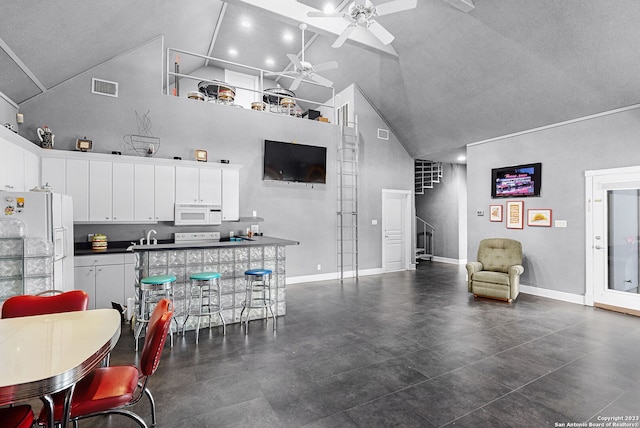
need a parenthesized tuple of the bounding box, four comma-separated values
(74, 253, 136, 309)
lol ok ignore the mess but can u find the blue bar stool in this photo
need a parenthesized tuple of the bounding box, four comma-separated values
(183, 271, 225, 343)
(134, 274, 176, 351)
(240, 268, 276, 334)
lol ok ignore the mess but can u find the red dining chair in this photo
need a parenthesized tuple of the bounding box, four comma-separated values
(38, 298, 173, 427)
(0, 405, 34, 428)
(1, 290, 89, 318)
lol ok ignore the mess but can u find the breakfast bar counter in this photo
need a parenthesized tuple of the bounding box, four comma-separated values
(128, 236, 298, 330)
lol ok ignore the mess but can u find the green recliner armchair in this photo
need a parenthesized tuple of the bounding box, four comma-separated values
(466, 238, 524, 302)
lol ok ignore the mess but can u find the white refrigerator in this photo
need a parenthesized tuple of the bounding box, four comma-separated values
(0, 191, 74, 292)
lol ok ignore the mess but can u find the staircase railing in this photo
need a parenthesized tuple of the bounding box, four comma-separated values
(416, 216, 435, 262)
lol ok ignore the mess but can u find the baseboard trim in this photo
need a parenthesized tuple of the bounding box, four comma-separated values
(520, 284, 585, 305)
(287, 268, 385, 284)
(430, 256, 467, 265)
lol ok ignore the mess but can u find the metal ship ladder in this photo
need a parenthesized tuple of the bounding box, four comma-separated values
(337, 116, 359, 281)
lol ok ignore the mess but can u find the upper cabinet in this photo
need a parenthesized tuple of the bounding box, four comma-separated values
(175, 166, 222, 205)
(0, 133, 39, 193)
(222, 168, 240, 221)
(37, 148, 241, 224)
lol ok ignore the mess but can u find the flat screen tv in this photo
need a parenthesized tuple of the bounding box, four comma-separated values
(263, 140, 327, 184)
(491, 162, 542, 198)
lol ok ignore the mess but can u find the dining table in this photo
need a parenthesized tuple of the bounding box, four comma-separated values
(0, 308, 121, 428)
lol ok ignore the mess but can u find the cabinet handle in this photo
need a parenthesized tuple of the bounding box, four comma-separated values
(114, 217, 117, 220)
(106, 217, 110, 220)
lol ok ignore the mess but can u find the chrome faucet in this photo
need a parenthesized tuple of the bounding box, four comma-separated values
(146, 229, 158, 245)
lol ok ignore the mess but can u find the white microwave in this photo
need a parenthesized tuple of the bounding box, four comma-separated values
(174, 203, 222, 226)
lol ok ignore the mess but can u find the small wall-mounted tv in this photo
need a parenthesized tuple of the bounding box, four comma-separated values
(263, 140, 327, 184)
(491, 162, 542, 198)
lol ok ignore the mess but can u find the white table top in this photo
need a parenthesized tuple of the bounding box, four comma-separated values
(0, 308, 121, 405)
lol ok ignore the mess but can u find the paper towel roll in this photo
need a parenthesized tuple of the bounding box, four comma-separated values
(126, 297, 135, 322)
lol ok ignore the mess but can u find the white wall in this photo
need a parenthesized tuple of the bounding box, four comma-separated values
(18, 38, 413, 278)
(467, 106, 640, 295)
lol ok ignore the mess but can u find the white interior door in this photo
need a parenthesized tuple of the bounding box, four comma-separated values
(587, 167, 640, 313)
(382, 190, 411, 272)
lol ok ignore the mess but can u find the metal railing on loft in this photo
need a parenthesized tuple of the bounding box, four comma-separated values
(416, 216, 435, 262)
(165, 47, 336, 113)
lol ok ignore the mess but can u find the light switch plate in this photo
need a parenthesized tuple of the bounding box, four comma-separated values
(555, 220, 567, 228)
(476, 210, 484, 216)
(372, 219, 378, 225)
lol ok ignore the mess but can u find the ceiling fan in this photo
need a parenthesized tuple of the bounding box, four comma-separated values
(308, 0, 417, 48)
(268, 23, 338, 92)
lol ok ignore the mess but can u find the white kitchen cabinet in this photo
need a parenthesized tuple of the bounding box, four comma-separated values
(112, 162, 134, 222)
(66, 159, 89, 221)
(222, 168, 240, 221)
(89, 160, 113, 221)
(74, 265, 96, 309)
(175, 166, 199, 203)
(199, 167, 222, 205)
(154, 165, 175, 221)
(4, 142, 25, 191)
(0, 140, 6, 190)
(41, 157, 66, 193)
(23, 151, 39, 191)
(135, 164, 155, 222)
(74, 254, 133, 309)
(95, 264, 125, 309)
(175, 166, 222, 205)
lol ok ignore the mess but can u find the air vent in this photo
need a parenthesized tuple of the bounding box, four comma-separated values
(92, 78, 118, 97)
(377, 128, 389, 140)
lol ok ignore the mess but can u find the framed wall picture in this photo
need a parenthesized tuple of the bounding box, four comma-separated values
(490, 204, 503, 222)
(527, 209, 552, 227)
(506, 200, 524, 229)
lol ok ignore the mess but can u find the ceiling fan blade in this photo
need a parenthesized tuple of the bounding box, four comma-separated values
(290, 77, 303, 91)
(307, 11, 346, 18)
(332, 23, 357, 48)
(310, 74, 333, 88)
(311, 61, 339, 72)
(375, 0, 417, 16)
(287, 53, 303, 70)
(367, 19, 395, 44)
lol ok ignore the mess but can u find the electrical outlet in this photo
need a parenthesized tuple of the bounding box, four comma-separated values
(555, 220, 567, 228)
(476, 210, 484, 216)
(317, 264, 321, 271)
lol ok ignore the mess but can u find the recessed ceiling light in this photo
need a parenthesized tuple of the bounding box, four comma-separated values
(265, 58, 275, 66)
(323, 4, 335, 13)
(283, 31, 294, 42)
(241, 19, 251, 28)
(228, 48, 238, 57)
(457, 155, 466, 162)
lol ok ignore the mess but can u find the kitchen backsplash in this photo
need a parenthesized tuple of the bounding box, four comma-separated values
(73, 222, 257, 243)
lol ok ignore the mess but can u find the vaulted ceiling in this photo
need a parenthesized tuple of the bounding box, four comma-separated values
(2, 0, 640, 163)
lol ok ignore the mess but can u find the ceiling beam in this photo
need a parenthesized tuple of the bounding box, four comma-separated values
(0, 36, 47, 94)
(223, 0, 399, 58)
(441, 0, 475, 13)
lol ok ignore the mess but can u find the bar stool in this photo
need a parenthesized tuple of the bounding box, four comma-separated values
(240, 268, 276, 334)
(183, 271, 225, 344)
(134, 274, 176, 351)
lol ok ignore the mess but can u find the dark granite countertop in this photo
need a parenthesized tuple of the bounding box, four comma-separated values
(75, 236, 298, 256)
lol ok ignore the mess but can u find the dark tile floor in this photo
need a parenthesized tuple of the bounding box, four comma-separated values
(73, 263, 640, 427)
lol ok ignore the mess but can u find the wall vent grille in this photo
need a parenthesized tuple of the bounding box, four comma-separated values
(377, 128, 389, 140)
(92, 78, 118, 97)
